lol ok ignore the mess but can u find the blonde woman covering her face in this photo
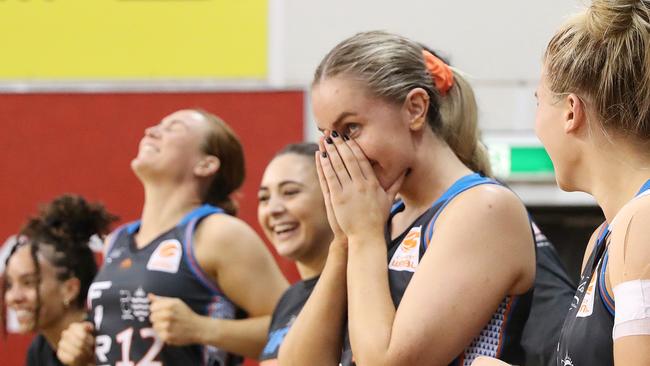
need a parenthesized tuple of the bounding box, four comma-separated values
(278, 31, 537, 366)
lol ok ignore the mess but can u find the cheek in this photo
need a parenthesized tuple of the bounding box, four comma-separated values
(256, 206, 267, 228)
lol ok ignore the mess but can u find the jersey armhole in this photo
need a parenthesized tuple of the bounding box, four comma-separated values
(103, 224, 131, 258)
(423, 180, 501, 250)
(182, 215, 228, 298)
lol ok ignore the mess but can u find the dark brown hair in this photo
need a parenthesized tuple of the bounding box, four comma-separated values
(2, 194, 116, 331)
(195, 109, 246, 216)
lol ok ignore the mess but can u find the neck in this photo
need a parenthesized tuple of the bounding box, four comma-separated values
(295, 241, 331, 280)
(399, 132, 472, 213)
(583, 144, 650, 222)
(138, 180, 203, 245)
(41, 308, 86, 351)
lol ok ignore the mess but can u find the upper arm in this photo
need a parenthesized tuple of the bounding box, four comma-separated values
(193, 215, 289, 316)
(607, 199, 650, 364)
(387, 185, 535, 363)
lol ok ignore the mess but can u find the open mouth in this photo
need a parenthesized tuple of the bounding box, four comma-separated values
(272, 222, 299, 240)
(13, 309, 35, 324)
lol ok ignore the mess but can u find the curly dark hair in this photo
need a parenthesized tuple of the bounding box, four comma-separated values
(2, 194, 117, 332)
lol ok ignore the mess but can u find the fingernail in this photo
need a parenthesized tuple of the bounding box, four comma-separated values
(331, 130, 339, 138)
(322, 151, 328, 158)
(326, 137, 333, 144)
(343, 134, 350, 141)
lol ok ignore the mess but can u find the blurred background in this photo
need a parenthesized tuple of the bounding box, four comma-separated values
(0, 1, 603, 364)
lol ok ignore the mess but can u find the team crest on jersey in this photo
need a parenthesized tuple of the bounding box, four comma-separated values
(146, 239, 183, 274)
(576, 275, 597, 317)
(388, 226, 422, 273)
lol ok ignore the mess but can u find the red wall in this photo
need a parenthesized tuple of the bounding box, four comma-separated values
(0, 91, 304, 365)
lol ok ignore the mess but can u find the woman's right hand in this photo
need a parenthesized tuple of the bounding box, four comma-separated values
(315, 150, 347, 245)
(57, 321, 95, 366)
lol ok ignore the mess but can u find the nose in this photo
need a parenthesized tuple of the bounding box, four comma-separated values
(267, 195, 287, 216)
(144, 124, 161, 138)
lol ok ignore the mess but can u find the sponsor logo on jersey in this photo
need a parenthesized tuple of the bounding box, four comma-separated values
(388, 226, 422, 272)
(119, 257, 132, 269)
(120, 286, 150, 322)
(576, 275, 597, 317)
(146, 239, 182, 274)
(561, 352, 575, 366)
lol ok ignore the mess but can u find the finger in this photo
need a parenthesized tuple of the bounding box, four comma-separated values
(322, 135, 352, 184)
(345, 137, 375, 180)
(315, 151, 331, 198)
(316, 152, 340, 223)
(318, 138, 343, 191)
(61, 330, 86, 350)
(386, 170, 407, 202)
(56, 349, 74, 365)
(81, 321, 94, 334)
(331, 131, 365, 181)
(57, 341, 82, 360)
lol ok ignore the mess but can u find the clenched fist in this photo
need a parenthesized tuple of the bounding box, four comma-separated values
(57, 321, 95, 366)
(148, 294, 203, 346)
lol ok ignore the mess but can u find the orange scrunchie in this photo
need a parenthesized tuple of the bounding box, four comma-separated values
(422, 50, 454, 96)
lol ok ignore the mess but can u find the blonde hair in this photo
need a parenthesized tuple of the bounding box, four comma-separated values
(544, 0, 650, 141)
(314, 31, 492, 176)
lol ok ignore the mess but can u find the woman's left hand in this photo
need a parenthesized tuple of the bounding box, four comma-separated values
(318, 132, 405, 241)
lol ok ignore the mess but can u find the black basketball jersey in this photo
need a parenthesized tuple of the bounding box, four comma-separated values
(556, 179, 650, 366)
(26, 334, 64, 366)
(88, 204, 243, 366)
(341, 173, 534, 366)
(521, 223, 576, 366)
(258, 276, 319, 365)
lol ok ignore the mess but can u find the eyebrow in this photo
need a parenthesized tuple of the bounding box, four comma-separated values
(258, 180, 306, 191)
(317, 111, 358, 132)
(161, 118, 188, 129)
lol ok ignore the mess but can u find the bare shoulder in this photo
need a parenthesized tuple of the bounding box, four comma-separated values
(195, 214, 263, 250)
(438, 183, 529, 227)
(430, 183, 534, 292)
(608, 195, 650, 284)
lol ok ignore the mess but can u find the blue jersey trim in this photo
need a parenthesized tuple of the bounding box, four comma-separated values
(179, 204, 224, 227)
(125, 204, 223, 235)
(598, 250, 616, 317)
(126, 221, 141, 235)
(104, 223, 130, 257)
(424, 173, 500, 247)
(182, 210, 227, 296)
(637, 179, 650, 196)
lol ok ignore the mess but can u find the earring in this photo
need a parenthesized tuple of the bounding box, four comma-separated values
(63, 298, 70, 308)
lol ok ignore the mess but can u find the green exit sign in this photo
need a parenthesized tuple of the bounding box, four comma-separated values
(487, 144, 555, 180)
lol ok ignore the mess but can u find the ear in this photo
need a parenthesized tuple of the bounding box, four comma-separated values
(564, 93, 586, 134)
(194, 155, 221, 178)
(403, 88, 430, 132)
(61, 277, 81, 307)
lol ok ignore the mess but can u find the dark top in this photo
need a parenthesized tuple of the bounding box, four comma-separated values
(521, 223, 576, 366)
(26, 334, 64, 366)
(259, 276, 319, 364)
(556, 180, 650, 366)
(341, 173, 535, 366)
(90, 204, 243, 366)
